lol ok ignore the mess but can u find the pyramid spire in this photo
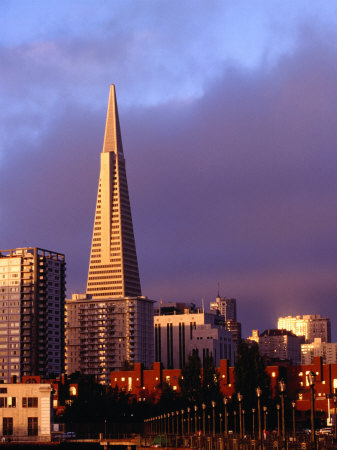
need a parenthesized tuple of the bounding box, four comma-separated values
(86, 85, 141, 298)
(102, 84, 124, 155)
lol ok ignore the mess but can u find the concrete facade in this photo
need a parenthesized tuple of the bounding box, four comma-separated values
(154, 308, 234, 369)
(258, 329, 301, 364)
(301, 338, 337, 365)
(0, 383, 53, 441)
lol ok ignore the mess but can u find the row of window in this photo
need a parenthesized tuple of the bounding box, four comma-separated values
(0, 397, 38, 408)
(2, 417, 38, 436)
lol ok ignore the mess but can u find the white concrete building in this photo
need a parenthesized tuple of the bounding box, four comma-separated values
(0, 383, 53, 441)
(277, 315, 331, 343)
(301, 338, 337, 365)
(154, 307, 235, 369)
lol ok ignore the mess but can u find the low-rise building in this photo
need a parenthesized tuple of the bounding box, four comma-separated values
(0, 383, 53, 441)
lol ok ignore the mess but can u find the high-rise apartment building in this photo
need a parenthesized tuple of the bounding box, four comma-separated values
(277, 315, 331, 343)
(258, 329, 301, 364)
(65, 85, 154, 383)
(0, 247, 66, 382)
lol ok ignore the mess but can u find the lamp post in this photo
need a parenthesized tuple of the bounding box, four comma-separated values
(256, 387, 262, 440)
(263, 406, 267, 434)
(167, 413, 170, 434)
(212, 401, 216, 436)
(333, 395, 337, 441)
(181, 410, 184, 436)
(219, 413, 222, 434)
(187, 407, 190, 435)
(224, 397, 228, 437)
(292, 401, 296, 441)
(208, 414, 211, 435)
(233, 410, 237, 435)
(237, 393, 243, 438)
(171, 412, 175, 434)
(279, 379, 286, 441)
(202, 403, 206, 435)
(242, 410, 245, 437)
(163, 414, 167, 435)
(307, 371, 316, 444)
(176, 410, 179, 435)
(252, 408, 256, 439)
(276, 404, 280, 438)
(194, 406, 198, 434)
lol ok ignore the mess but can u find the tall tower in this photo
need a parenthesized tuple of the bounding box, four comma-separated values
(86, 85, 141, 298)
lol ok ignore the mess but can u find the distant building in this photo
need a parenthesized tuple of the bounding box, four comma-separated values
(65, 86, 154, 383)
(277, 315, 331, 343)
(246, 329, 260, 344)
(210, 295, 242, 345)
(258, 329, 301, 364)
(301, 338, 337, 365)
(0, 382, 53, 441)
(154, 303, 234, 369)
(0, 247, 66, 381)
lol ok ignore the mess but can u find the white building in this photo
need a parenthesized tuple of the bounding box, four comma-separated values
(154, 306, 235, 369)
(0, 383, 53, 441)
(277, 315, 331, 343)
(301, 338, 337, 365)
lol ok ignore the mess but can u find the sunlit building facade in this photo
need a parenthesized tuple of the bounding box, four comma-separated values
(0, 247, 66, 382)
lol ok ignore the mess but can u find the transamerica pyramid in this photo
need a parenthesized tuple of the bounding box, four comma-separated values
(86, 85, 142, 298)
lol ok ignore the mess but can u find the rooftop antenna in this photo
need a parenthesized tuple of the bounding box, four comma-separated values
(201, 298, 205, 313)
(217, 282, 220, 297)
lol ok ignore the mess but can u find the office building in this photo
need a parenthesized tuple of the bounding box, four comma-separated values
(65, 85, 154, 383)
(301, 338, 337, 365)
(210, 295, 242, 345)
(277, 314, 331, 343)
(154, 303, 234, 369)
(0, 247, 66, 382)
(258, 329, 301, 364)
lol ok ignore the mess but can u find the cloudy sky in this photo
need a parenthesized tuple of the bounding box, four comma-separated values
(1, 1, 336, 338)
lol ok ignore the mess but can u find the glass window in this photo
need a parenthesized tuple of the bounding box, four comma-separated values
(28, 417, 38, 436)
(3, 418, 13, 436)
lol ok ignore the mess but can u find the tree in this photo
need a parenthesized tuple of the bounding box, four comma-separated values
(202, 354, 221, 404)
(179, 350, 202, 404)
(234, 341, 271, 411)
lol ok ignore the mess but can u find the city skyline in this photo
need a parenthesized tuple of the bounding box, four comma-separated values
(1, 2, 337, 339)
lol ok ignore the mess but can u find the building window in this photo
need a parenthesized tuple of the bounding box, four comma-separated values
(28, 417, 38, 436)
(22, 397, 38, 408)
(0, 397, 7, 408)
(3, 418, 13, 436)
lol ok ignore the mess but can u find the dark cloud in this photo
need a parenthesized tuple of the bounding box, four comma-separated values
(1, 26, 337, 339)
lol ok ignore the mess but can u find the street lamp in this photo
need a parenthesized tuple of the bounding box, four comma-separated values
(333, 395, 337, 441)
(242, 410, 245, 437)
(187, 407, 191, 435)
(194, 406, 198, 434)
(233, 410, 237, 435)
(252, 408, 256, 439)
(202, 403, 206, 435)
(237, 393, 243, 438)
(212, 401, 216, 435)
(279, 379, 286, 441)
(208, 414, 211, 435)
(171, 412, 175, 434)
(167, 413, 170, 434)
(307, 371, 316, 444)
(263, 406, 267, 434)
(181, 410, 184, 436)
(219, 413, 222, 434)
(176, 410, 179, 435)
(256, 387, 262, 440)
(224, 397, 228, 437)
(292, 401, 296, 441)
(276, 404, 280, 438)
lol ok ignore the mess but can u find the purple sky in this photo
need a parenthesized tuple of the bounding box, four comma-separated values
(1, 1, 337, 338)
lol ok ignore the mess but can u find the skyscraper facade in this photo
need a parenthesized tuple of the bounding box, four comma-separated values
(210, 295, 242, 345)
(65, 85, 154, 383)
(86, 85, 141, 299)
(0, 247, 66, 382)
